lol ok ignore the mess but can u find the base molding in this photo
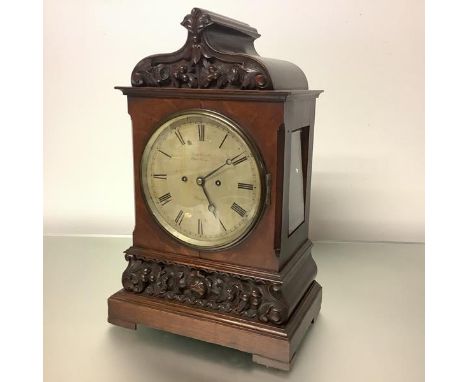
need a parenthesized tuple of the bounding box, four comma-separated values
(108, 280, 321, 370)
(108, 316, 137, 330)
(252, 352, 297, 371)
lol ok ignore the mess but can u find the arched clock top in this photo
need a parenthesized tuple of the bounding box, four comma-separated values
(131, 8, 308, 90)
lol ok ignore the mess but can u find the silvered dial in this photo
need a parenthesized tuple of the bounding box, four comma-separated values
(141, 110, 265, 250)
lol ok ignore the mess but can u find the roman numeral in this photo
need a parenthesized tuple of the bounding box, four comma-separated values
(198, 219, 204, 235)
(174, 129, 185, 145)
(175, 210, 184, 225)
(198, 124, 205, 141)
(152, 174, 167, 180)
(158, 149, 172, 158)
(238, 182, 253, 190)
(231, 202, 246, 217)
(219, 134, 228, 148)
(232, 156, 247, 166)
(158, 192, 172, 205)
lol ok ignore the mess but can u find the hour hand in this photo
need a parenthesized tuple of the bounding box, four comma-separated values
(202, 186, 216, 214)
(208, 203, 217, 216)
(196, 176, 217, 216)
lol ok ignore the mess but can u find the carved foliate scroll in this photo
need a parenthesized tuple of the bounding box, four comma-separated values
(131, 8, 272, 90)
(122, 254, 288, 325)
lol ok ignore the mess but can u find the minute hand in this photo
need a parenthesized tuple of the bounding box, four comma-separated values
(203, 152, 244, 180)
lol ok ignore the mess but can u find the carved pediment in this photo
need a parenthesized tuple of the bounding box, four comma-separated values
(131, 8, 308, 90)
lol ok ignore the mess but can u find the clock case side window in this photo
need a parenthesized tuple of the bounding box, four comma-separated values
(275, 94, 318, 270)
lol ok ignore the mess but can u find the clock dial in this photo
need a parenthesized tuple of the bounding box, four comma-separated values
(141, 110, 265, 250)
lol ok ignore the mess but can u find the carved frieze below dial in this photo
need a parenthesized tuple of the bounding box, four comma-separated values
(122, 253, 288, 325)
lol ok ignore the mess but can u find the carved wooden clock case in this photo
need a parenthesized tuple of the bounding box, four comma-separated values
(108, 8, 322, 371)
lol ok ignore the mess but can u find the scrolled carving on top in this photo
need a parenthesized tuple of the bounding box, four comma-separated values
(131, 8, 308, 90)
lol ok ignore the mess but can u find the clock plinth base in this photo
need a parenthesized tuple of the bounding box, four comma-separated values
(108, 316, 137, 330)
(252, 352, 297, 371)
(108, 280, 321, 370)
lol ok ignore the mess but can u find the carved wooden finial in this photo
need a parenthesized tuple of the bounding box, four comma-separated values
(131, 8, 308, 90)
(181, 8, 214, 43)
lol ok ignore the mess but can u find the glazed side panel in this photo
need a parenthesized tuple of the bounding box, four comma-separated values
(278, 94, 317, 268)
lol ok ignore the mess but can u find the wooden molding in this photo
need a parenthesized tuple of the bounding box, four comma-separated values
(115, 87, 323, 102)
(108, 281, 322, 369)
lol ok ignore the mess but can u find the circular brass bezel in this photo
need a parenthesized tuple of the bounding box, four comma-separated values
(140, 109, 267, 251)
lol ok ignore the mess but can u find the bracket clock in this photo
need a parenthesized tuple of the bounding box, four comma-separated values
(108, 8, 322, 371)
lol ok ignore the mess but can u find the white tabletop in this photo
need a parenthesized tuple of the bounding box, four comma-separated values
(44, 236, 424, 382)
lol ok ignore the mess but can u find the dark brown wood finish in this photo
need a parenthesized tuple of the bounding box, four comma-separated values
(108, 281, 321, 371)
(108, 8, 322, 371)
(130, 8, 308, 90)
